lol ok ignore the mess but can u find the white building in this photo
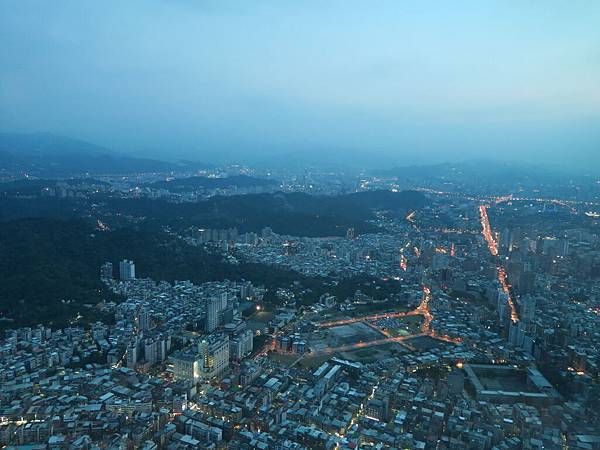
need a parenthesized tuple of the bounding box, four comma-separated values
(126, 340, 138, 368)
(197, 334, 230, 380)
(170, 351, 201, 383)
(230, 329, 254, 360)
(144, 338, 157, 365)
(205, 297, 222, 332)
(119, 259, 136, 281)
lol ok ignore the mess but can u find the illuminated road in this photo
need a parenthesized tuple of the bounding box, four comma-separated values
(498, 267, 519, 323)
(417, 286, 433, 333)
(317, 310, 421, 329)
(406, 210, 420, 232)
(478, 204, 519, 323)
(417, 187, 600, 209)
(311, 333, 428, 356)
(479, 205, 499, 256)
(400, 254, 408, 271)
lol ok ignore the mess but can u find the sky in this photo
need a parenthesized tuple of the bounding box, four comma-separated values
(1, 1, 599, 170)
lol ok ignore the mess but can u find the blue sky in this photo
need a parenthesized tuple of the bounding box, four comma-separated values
(1, 1, 599, 169)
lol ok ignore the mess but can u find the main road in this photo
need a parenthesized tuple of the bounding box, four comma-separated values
(311, 332, 428, 356)
(317, 309, 421, 329)
(479, 204, 519, 323)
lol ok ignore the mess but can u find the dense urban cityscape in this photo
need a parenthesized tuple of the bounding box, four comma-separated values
(1, 157, 600, 449)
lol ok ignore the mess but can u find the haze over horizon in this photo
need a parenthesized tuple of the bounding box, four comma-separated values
(1, 1, 599, 171)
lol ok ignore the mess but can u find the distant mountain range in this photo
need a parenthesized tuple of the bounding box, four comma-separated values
(2, 132, 582, 183)
(0, 132, 208, 177)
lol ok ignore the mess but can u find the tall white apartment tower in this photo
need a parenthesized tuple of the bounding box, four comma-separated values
(119, 259, 136, 281)
(205, 297, 222, 332)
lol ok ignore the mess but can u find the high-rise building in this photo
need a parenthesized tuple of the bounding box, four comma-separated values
(205, 297, 222, 332)
(240, 282, 254, 299)
(119, 259, 136, 281)
(497, 290, 509, 325)
(261, 227, 273, 241)
(517, 272, 536, 295)
(509, 228, 521, 252)
(144, 338, 157, 365)
(520, 295, 537, 322)
(126, 340, 138, 368)
(138, 307, 151, 331)
(229, 338, 244, 360)
(197, 334, 230, 380)
(365, 397, 390, 422)
(229, 330, 254, 360)
(485, 283, 499, 304)
(346, 227, 355, 240)
(558, 238, 570, 257)
(157, 334, 169, 362)
(197, 229, 210, 243)
(508, 321, 526, 347)
(170, 352, 201, 383)
(219, 293, 228, 310)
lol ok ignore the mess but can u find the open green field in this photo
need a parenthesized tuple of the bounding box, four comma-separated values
(246, 311, 275, 331)
(340, 343, 405, 363)
(352, 302, 411, 315)
(381, 315, 423, 336)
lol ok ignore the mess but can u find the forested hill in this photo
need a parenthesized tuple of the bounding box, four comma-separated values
(102, 189, 427, 236)
(0, 218, 302, 328)
(0, 185, 426, 237)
